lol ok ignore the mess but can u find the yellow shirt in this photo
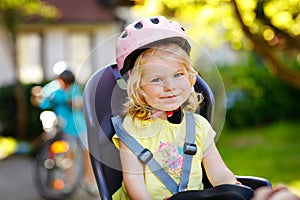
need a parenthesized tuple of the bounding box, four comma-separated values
(112, 112, 216, 200)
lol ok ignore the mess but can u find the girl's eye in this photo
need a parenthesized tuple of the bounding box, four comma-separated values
(151, 77, 162, 83)
(174, 72, 184, 78)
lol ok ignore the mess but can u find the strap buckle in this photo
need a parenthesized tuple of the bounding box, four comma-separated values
(183, 143, 197, 155)
(137, 149, 153, 164)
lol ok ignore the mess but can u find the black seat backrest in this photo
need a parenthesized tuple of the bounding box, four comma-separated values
(83, 64, 215, 200)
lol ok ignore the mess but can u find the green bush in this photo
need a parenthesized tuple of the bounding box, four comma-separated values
(220, 58, 300, 128)
(0, 83, 43, 140)
(0, 85, 17, 137)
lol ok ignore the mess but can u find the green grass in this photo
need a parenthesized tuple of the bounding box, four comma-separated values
(217, 120, 300, 195)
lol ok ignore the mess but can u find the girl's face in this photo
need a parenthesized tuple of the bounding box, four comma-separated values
(140, 56, 192, 111)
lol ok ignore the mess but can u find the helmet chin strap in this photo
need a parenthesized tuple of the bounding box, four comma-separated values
(151, 107, 183, 124)
(166, 107, 183, 124)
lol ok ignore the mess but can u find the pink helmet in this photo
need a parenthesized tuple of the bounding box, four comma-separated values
(116, 16, 191, 74)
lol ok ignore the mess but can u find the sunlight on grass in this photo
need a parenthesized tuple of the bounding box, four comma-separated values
(218, 120, 300, 195)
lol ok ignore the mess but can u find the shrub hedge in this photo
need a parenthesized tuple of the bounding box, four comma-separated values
(0, 83, 43, 140)
(220, 63, 300, 128)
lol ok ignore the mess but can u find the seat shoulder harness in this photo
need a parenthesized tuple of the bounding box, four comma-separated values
(111, 112, 196, 194)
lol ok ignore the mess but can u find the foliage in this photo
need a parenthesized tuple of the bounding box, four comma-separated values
(220, 53, 300, 128)
(0, 0, 59, 41)
(231, 0, 300, 88)
(0, 85, 17, 136)
(133, 0, 238, 48)
(132, 0, 300, 88)
(0, 0, 59, 20)
(0, 84, 43, 139)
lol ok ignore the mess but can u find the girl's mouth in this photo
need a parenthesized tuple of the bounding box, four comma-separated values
(161, 95, 177, 99)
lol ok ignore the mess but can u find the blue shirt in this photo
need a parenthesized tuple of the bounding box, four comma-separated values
(39, 81, 87, 137)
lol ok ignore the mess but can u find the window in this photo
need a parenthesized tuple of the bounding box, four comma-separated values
(67, 32, 92, 84)
(17, 33, 43, 83)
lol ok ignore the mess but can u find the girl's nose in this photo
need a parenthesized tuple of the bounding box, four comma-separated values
(163, 78, 175, 91)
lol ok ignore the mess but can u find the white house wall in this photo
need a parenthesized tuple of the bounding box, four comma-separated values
(43, 28, 67, 80)
(73, 23, 120, 84)
(0, 28, 15, 85)
(0, 22, 120, 86)
(41, 23, 120, 84)
(91, 24, 119, 72)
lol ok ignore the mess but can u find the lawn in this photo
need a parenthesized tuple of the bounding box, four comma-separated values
(217, 120, 300, 195)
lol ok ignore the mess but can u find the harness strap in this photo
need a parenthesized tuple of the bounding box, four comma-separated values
(111, 112, 196, 194)
(179, 112, 196, 192)
(111, 116, 179, 194)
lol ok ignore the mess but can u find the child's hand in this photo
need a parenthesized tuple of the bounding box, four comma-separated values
(235, 181, 242, 186)
(251, 185, 300, 200)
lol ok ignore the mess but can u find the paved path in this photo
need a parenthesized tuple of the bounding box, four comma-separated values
(0, 155, 101, 200)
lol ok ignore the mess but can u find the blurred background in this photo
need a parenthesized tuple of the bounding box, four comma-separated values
(0, 0, 300, 199)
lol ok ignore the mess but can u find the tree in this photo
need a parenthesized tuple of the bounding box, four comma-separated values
(132, 0, 300, 88)
(231, 0, 300, 89)
(0, 0, 58, 139)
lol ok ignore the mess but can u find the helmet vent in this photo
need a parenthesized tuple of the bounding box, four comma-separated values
(150, 18, 159, 24)
(134, 22, 143, 29)
(121, 31, 128, 38)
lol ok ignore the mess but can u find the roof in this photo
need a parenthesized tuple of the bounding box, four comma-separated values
(42, 0, 117, 23)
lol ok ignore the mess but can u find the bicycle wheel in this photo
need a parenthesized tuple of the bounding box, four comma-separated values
(33, 133, 85, 200)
